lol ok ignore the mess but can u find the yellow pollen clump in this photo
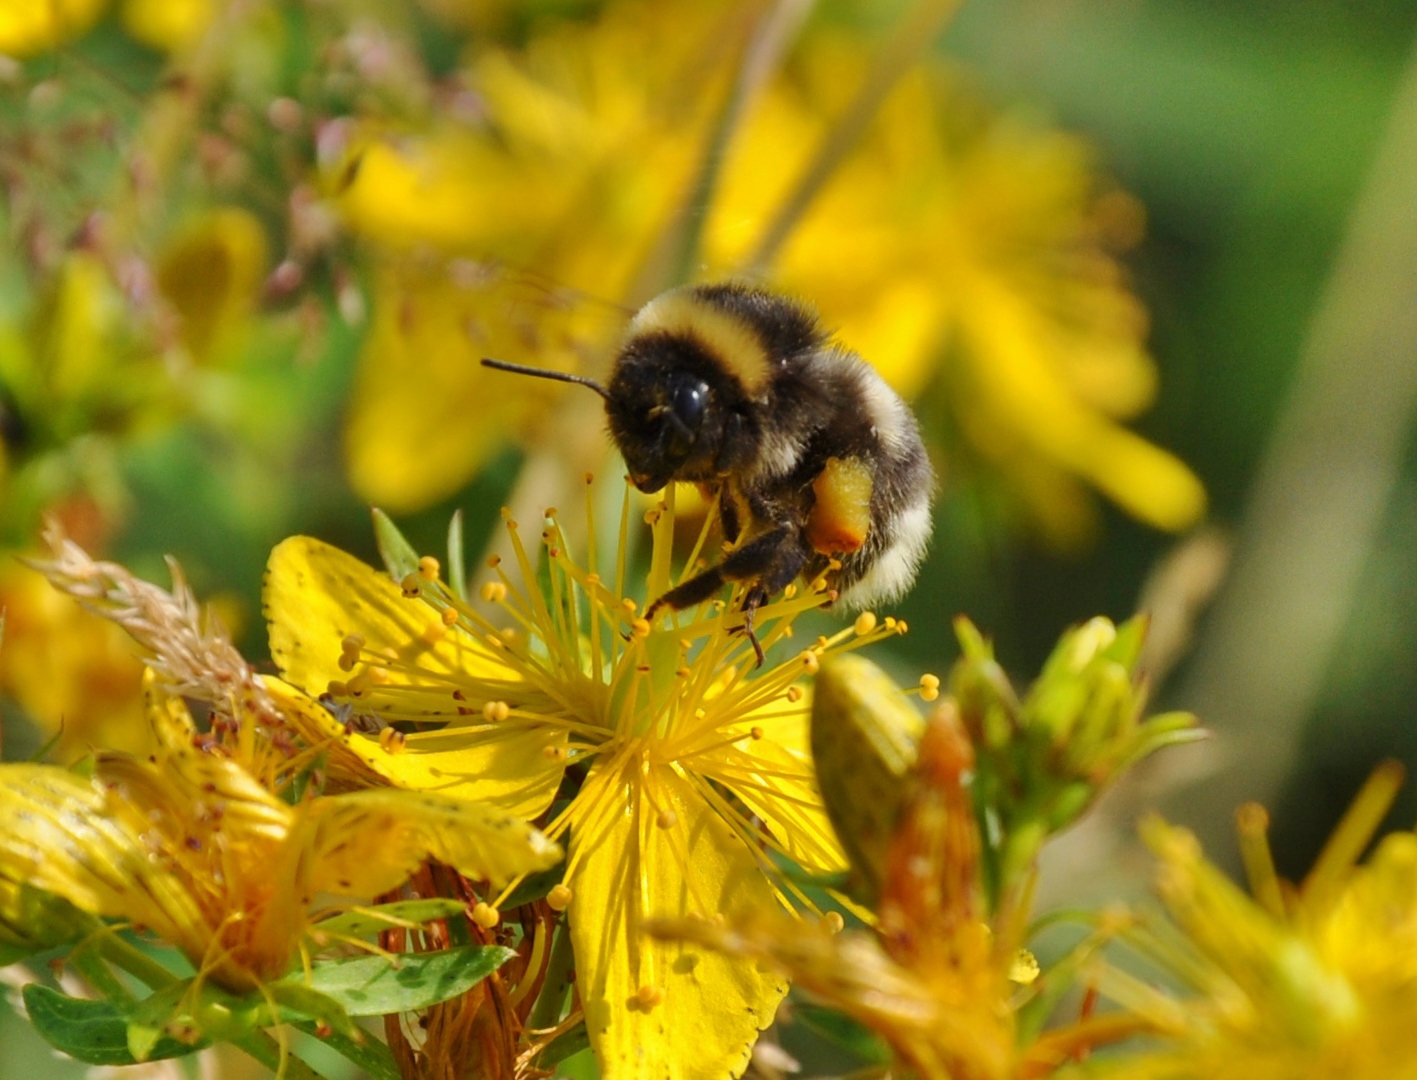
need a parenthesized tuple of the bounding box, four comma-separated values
(379, 727, 406, 753)
(441, 606, 459, 626)
(786, 686, 803, 703)
(656, 809, 678, 829)
(636, 984, 664, 1009)
(417, 555, 440, 581)
(482, 700, 510, 723)
(749, 726, 764, 740)
(400, 572, 421, 597)
(480, 581, 508, 603)
(548, 884, 573, 911)
(822, 911, 845, 934)
(920, 674, 941, 702)
(801, 651, 820, 675)
(854, 612, 878, 636)
(630, 618, 652, 640)
(471, 903, 500, 929)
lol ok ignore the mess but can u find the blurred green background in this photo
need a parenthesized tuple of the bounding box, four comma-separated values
(3, 0, 1417, 1074)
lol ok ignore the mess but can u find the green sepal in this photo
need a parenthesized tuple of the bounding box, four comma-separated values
(501, 858, 567, 909)
(372, 507, 420, 581)
(22, 984, 208, 1067)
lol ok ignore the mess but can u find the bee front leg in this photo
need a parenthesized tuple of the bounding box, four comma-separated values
(646, 524, 805, 666)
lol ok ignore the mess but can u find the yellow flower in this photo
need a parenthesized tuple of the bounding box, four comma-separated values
(0, 0, 107, 57)
(263, 479, 903, 1080)
(120, 0, 216, 52)
(706, 55, 1204, 547)
(1095, 763, 1417, 1080)
(155, 208, 268, 363)
(0, 673, 560, 994)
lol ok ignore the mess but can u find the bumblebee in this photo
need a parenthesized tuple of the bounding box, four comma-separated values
(483, 283, 935, 662)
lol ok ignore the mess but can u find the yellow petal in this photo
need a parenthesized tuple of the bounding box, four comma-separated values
(0, 764, 205, 951)
(699, 710, 849, 876)
(0, 0, 107, 57)
(265, 535, 514, 694)
(263, 544, 565, 819)
(568, 758, 787, 1080)
(301, 787, 562, 895)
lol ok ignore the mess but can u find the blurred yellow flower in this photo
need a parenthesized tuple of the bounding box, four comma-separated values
(707, 55, 1204, 546)
(328, 0, 738, 509)
(0, 554, 147, 761)
(1096, 763, 1417, 1080)
(0, 0, 106, 57)
(155, 207, 268, 363)
(263, 480, 901, 1080)
(121, 0, 216, 52)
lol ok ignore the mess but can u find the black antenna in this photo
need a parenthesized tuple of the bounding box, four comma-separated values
(481, 358, 611, 401)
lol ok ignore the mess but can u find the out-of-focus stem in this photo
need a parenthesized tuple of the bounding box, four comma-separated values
(1167, 35, 1417, 852)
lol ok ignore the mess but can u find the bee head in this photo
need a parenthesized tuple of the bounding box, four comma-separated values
(607, 332, 757, 494)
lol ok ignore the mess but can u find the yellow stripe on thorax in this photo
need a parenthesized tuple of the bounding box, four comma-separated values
(628, 290, 771, 393)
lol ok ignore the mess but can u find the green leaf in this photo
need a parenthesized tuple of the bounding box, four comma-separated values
(267, 982, 362, 1042)
(538, 1019, 589, 1068)
(372, 507, 420, 581)
(22, 984, 208, 1067)
(288, 944, 516, 1017)
(312, 898, 469, 941)
(500, 857, 566, 909)
(126, 980, 197, 1062)
(792, 1000, 890, 1066)
(291, 1019, 401, 1080)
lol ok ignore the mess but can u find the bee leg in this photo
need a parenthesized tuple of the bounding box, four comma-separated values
(646, 525, 804, 665)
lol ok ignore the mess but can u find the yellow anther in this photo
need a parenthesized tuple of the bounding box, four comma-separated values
(400, 572, 421, 597)
(656, 809, 678, 829)
(543, 745, 568, 762)
(883, 616, 898, 629)
(586, 572, 601, 585)
(500, 627, 520, 647)
(471, 903, 500, 929)
(337, 653, 357, 672)
(636, 984, 664, 1009)
(786, 686, 803, 704)
(810, 576, 829, 592)
(676, 666, 692, 678)
(486, 554, 502, 568)
(346, 672, 371, 696)
(482, 700, 510, 723)
(480, 581, 508, 603)
(341, 633, 366, 654)
(379, 727, 406, 753)
(643, 509, 660, 525)
(418, 555, 440, 581)
(822, 911, 845, 934)
(919, 674, 941, 702)
(895, 620, 909, 635)
(630, 618, 652, 640)
(621, 597, 638, 614)
(325, 680, 348, 698)
(749, 726, 764, 740)
(368, 667, 390, 685)
(854, 612, 878, 636)
(800, 651, 820, 675)
(442, 606, 459, 626)
(783, 583, 797, 599)
(584, 472, 594, 484)
(547, 884, 573, 911)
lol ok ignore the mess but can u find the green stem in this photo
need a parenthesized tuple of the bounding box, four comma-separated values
(527, 922, 577, 1032)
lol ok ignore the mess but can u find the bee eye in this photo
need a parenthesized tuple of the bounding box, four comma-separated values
(669, 380, 708, 437)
